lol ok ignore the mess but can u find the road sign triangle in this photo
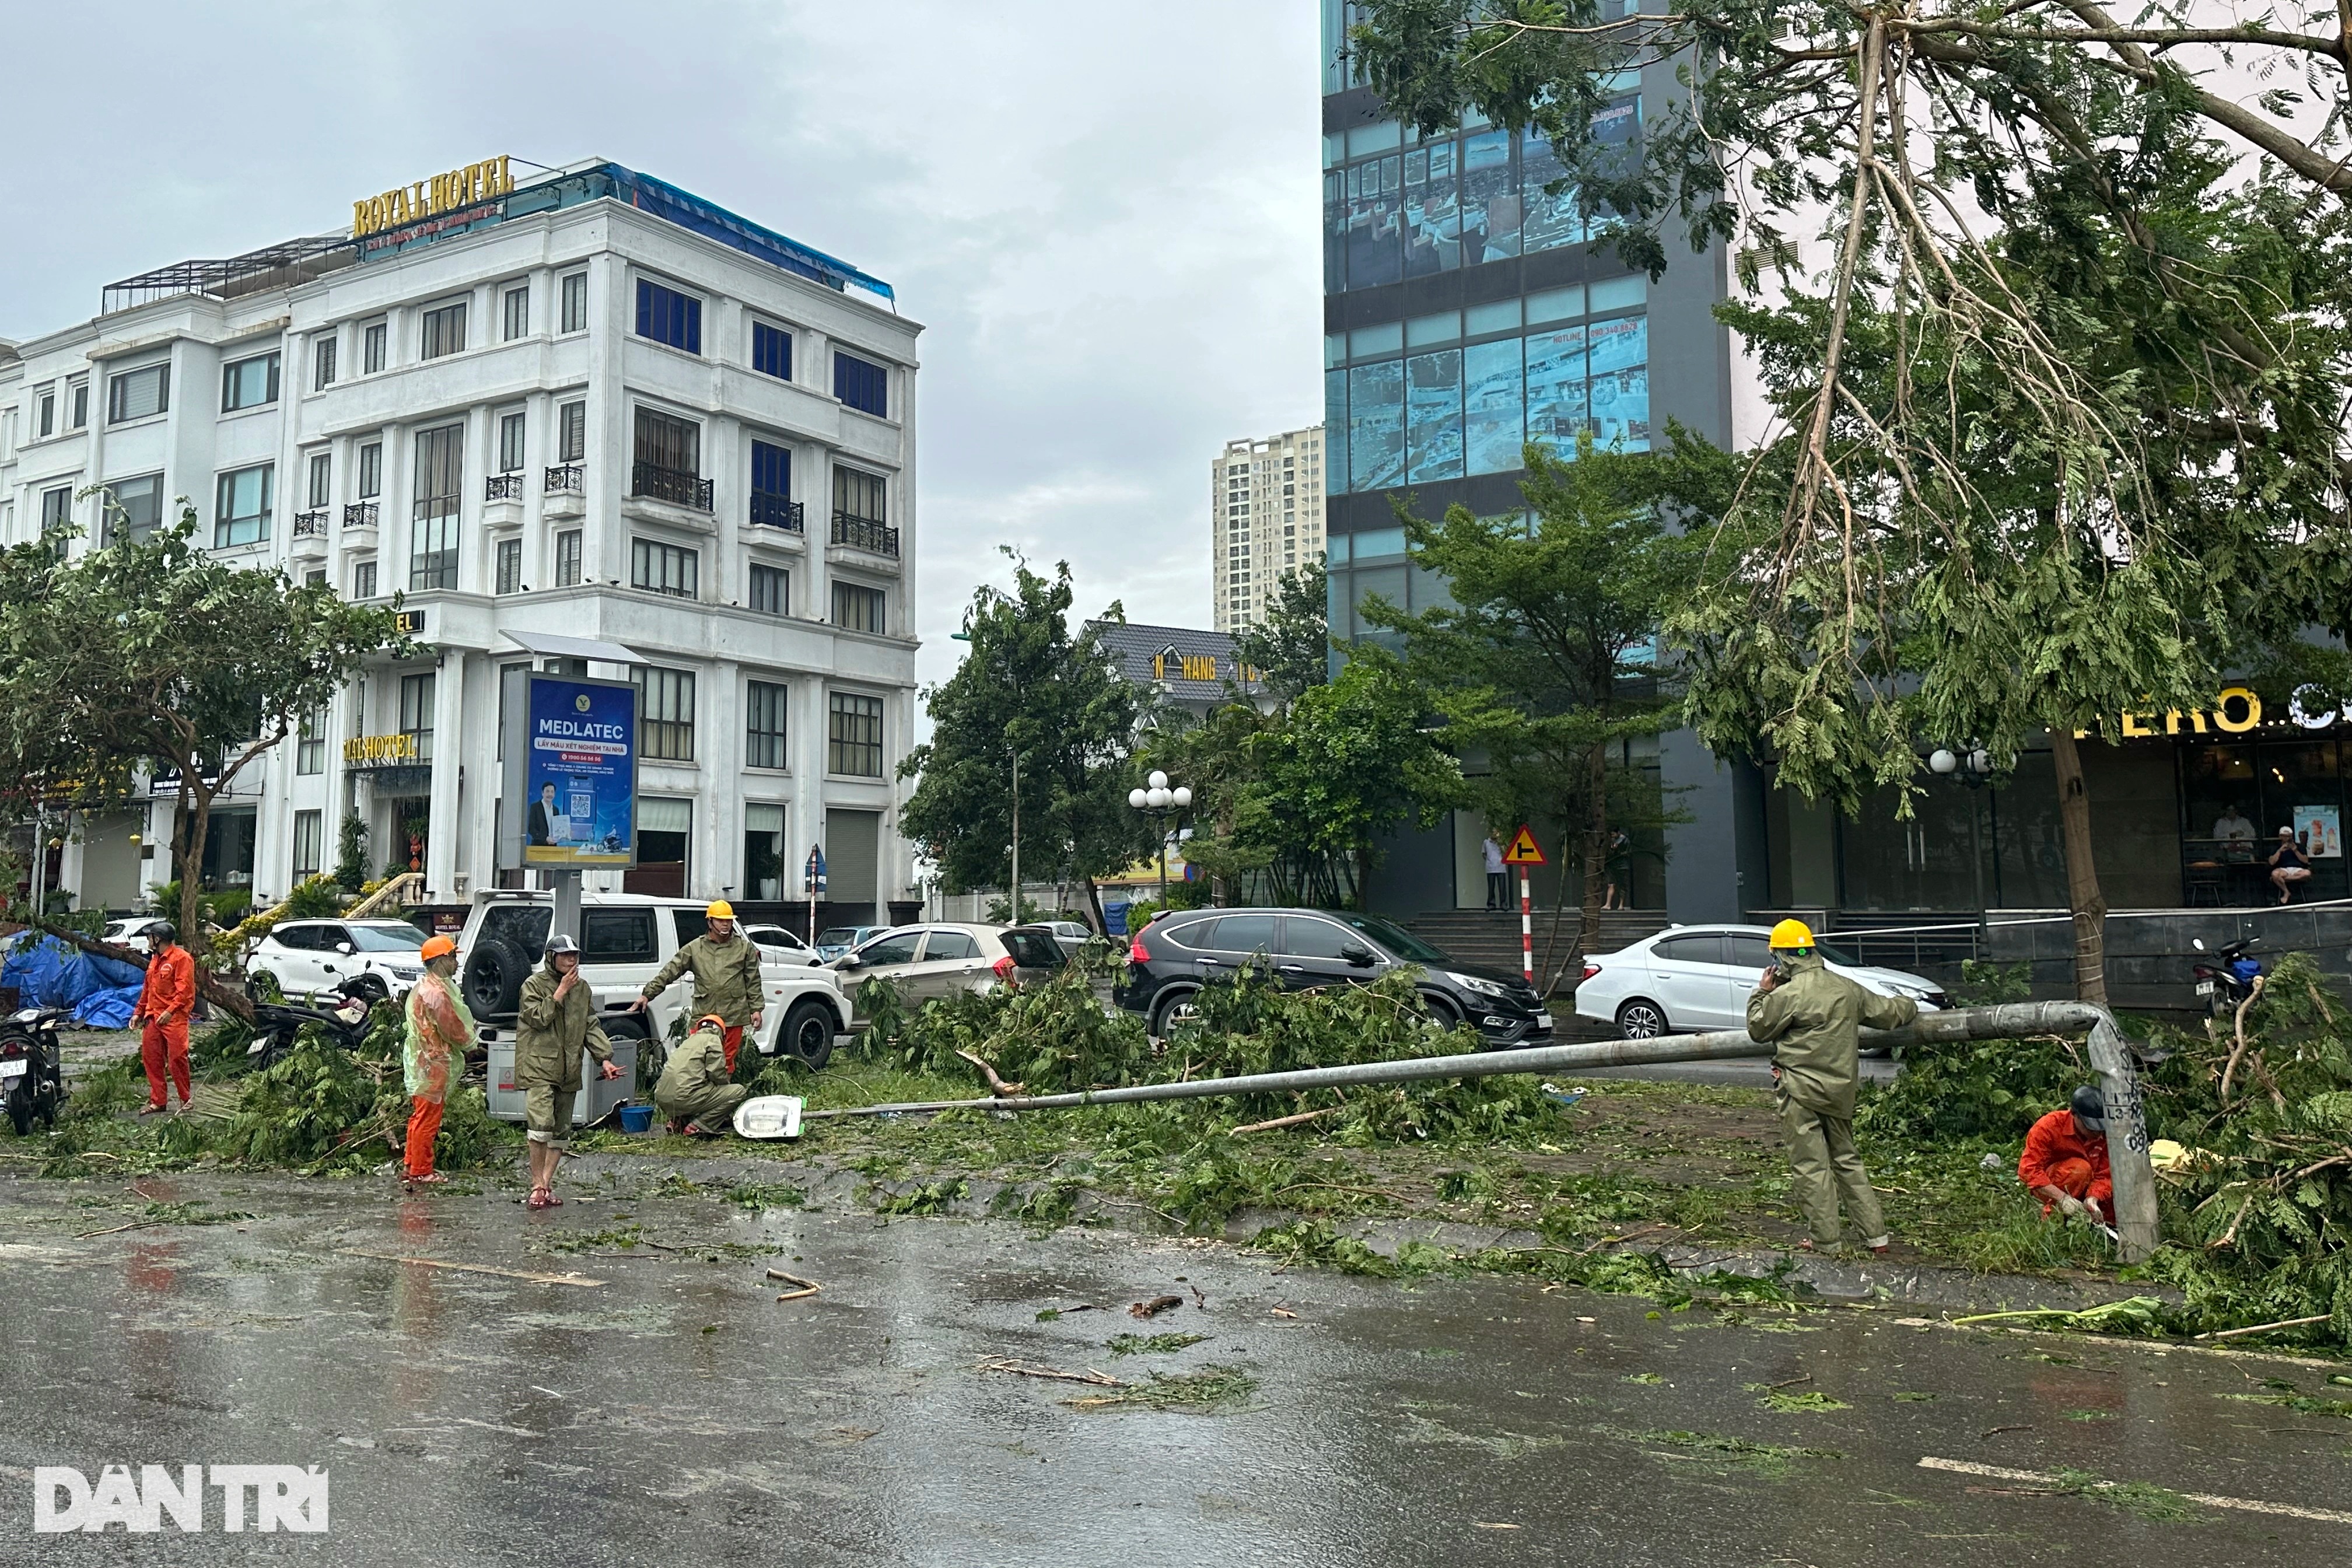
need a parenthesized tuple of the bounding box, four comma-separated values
(1501, 825, 1547, 866)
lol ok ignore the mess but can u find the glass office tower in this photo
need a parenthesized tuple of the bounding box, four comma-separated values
(1318, 1, 1760, 921)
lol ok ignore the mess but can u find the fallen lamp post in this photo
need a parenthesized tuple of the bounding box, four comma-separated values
(804, 1000, 2161, 1262)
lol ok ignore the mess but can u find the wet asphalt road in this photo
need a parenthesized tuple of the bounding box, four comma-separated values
(0, 1167, 2346, 1566)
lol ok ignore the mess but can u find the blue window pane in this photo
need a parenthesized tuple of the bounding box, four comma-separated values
(1592, 368, 1650, 450)
(1464, 338, 1525, 474)
(1587, 314, 1647, 373)
(1462, 131, 1519, 262)
(834, 352, 888, 417)
(751, 439, 790, 497)
(1526, 326, 1590, 456)
(1402, 142, 1459, 278)
(1324, 170, 1348, 293)
(1520, 128, 1582, 254)
(753, 321, 792, 380)
(1348, 359, 1405, 492)
(1345, 156, 1402, 288)
(1324, 369, 1349, 495)
(1406, 348, 1463, 482)
(1592, 96, 1640, 149)
(636, 280, 702, 354)
(1351, 526, 1407, 560)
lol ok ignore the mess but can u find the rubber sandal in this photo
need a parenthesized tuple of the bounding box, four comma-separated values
(527, 1188, 552, 1210)
(138, 1104, 167, 1116)
(541, 1191, 564, 1207)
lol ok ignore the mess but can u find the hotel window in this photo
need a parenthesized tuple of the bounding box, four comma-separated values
(292, 810, 323, 878)
(833, 466, 886, 526)
(495, 537, 523, 595)
(362, 321, 387, 373)
(555, 530, 582, 586)
(296, 712, 325, 776)
(746, 681, 789, 769)
(314, 335, 337, 390)
(398, 671, 436, 764)
(631, 538, 699, 598)
(499, 411, 526, 473)
(70, 379, 88, 428)
(560, 272, 588, 334)
(214, 464, 274, 548)
(221, 352, 280, 412)
(750, 439, 792, 527)
(40, 486, 71, 545)
(353, 560, 378, 599)
(502, 284, 529, 341)
(828, 692, 884, 777)
(410, 423, 461, 590)
(37, 389, 55, 437)
(752, 321, 792, 381)
(358, 440, 382, 499)
(559, 400, 586, 463)
(108, 362, 169, 423)
(832, 582, 886, 634)
(419, 301, 467, 360)
(632, 666, 696, 762)
(749, 563, 788, 616)
(635, 279, 701, 354)
(833, 351, 888, 417)
(101, 474, 163, 546)
(307, 451, 331, 508)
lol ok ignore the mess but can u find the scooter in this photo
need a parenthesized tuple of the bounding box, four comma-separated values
(0, 1007, 69, 1135)
(2190, 937, 2263, 1019)
(248, 977, 381, 1069)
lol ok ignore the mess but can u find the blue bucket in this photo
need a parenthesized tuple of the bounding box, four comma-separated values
(618, 1103, 656, 1134)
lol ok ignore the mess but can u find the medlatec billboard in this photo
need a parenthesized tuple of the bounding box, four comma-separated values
(506, 673, 636, 868)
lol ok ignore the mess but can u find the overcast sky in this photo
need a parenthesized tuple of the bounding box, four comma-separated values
(0, 1, 1324, 690)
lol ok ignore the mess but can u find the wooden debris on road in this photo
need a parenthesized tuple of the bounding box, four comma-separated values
(953, 1051, 1027, 1098)
(337, 1248, 604, 1287)
(766, 1268, 823, 1302)
(1130, 1294, 1183, 1320)
(975, 1356, 1124, 1388)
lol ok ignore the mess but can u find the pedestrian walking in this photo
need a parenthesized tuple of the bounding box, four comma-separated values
(1482, 836, 1507, 911)
(655, 1014, 748, 1136)
(1744, 918, 1916, 1253)
(632, 900, 764, 1073)
(515, 933, 621, 1210)
(401, 935, 474, 1187)
(132, 923, 196, 1115)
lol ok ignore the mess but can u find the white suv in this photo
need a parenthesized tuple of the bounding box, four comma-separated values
(1574, 923, 1950, 1040)
(247, 919, 431, 1003)
(454, 892, 850, 1068)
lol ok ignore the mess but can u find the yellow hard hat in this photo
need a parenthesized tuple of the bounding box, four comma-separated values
(1768, 918, 1816, 950)
(706, 900, 735, 919)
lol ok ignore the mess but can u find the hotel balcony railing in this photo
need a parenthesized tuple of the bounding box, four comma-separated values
(292, 510, 330, 540)
(485, 472, 524, 501)
(342, 501, 379, 530)
(545, 463, 584, 494)
(830, 511, 900, 558)
(751, 492, 804, 533)
(631, 460, 712, 511)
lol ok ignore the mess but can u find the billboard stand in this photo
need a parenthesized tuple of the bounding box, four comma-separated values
(552, 869, 582, 944)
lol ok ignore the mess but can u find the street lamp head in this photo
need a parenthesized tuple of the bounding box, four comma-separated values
(1147, 770, 1169, 790)
(1147, 786, 1172, 808)
(1966, 748, 1993, 776)
(1927, 748, 1958, 775)
(1171, 786, 1192, 808)
(1128, 788, 1148, 809)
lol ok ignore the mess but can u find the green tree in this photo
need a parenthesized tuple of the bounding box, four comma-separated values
(1233, 559, 1332, 702)
(0, 511, 406, 1009)
(899, 556, 1152, 930)
(1366, 436, 1700, 986)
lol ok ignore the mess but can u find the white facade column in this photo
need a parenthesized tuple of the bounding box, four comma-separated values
(587, 252, 625, 586)
(704, 657, 741, 900)
(426, 652, 466, 897)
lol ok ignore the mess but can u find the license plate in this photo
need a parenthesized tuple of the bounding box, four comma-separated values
(2194, 981, 2216, 996)
(1534, 1013, 1554, 1030)
(0, 1060, 25, 1080)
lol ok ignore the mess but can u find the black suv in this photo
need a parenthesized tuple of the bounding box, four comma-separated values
(1116, 907, 1553, 1046)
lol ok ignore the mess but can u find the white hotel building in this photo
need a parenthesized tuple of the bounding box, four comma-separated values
(0, 158, 924, 925)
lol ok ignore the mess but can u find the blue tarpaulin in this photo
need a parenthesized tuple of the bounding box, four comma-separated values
(1, 935, 148, 1027)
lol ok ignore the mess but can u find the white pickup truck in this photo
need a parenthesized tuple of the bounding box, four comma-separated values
(454, 891, 850, 1125)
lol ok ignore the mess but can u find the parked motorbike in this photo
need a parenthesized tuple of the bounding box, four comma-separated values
(2190, 937, 2263, 1019)
(0, 1007, 69, 1135)
(248, 977, 382, 1069)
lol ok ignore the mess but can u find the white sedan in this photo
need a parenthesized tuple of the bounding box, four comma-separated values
(1574, 924, 1949, 1040)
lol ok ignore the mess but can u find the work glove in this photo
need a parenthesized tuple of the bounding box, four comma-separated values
(2056, 1194, 2086, 1219)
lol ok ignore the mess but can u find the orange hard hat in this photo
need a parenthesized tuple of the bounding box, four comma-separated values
(694, 1013, 727, 1032)
(420, 935, 457, 961)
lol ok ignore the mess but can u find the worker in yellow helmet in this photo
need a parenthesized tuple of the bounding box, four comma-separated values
(631, 899, 764, 1074)
(1746, 918, 1917, 1254)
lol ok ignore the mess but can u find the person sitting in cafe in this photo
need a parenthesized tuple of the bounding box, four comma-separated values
(2270, 827, 2313, 905)
(2211, 804, 2256, 844)
(2020, 1086, 2112, 1224)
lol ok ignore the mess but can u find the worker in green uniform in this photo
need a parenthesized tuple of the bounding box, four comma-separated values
(656, 1014, 748, 1137)
(631, 900, 764, 1074)
(1745, 918, 1916, 1254)
(516, 933, 621, 1210)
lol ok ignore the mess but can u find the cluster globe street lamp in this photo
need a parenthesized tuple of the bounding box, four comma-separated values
(1928, 746, 1996, 938)
(1128, 771, 1192, 915)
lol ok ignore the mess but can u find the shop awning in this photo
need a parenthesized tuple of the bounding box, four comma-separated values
(503, 630, 642, 664)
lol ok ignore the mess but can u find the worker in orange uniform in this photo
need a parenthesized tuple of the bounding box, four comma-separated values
(2020, 1086, 2113, 1223)
(401, 935, 475, 1186)
(133, 923, 198, 1114)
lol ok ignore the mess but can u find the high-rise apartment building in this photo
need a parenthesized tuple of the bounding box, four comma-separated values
(1211, 425, 1324, 631)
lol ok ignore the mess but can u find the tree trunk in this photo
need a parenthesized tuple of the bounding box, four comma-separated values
(1083, 875, 1108, 936)
(175, 780, 211, 963)
(2048, 727, 2109, 1006)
